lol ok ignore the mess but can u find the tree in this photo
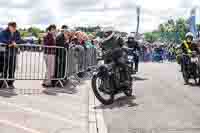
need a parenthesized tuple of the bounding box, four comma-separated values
(27, 27, 42, 37)
(176, 18, 188, 41)
(158, 24, 165, 32)
(19, 30, 31, 37)
(75, 26, 101, 32)
(196, 24, 200, 37)
(156, 17, 188, 43)
(144, 32, 160, 43)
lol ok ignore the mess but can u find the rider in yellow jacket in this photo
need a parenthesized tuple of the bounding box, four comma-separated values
(181, 32, 199, 55)
(180, 32, 200, 71)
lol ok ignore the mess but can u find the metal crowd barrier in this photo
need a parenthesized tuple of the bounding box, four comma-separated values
(0, 44, 97, 88)
(66, 46, 97, 78)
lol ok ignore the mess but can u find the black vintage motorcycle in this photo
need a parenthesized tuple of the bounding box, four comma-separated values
(181, 51, 200, 84)
(91, 48, 133, 105)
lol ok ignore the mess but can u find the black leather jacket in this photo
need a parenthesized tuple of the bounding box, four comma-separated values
(126, 40, 140, 52)
(101, 34, 124, 52)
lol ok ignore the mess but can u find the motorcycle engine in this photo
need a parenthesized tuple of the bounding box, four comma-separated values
(111, 48, 127, 64)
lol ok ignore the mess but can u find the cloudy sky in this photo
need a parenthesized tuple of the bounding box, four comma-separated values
(0, 0, 200, 32)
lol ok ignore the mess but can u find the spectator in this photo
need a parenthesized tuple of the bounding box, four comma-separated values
(57, 25, 68, 36)
(77, 32, 88, 50)
(93, 37, 101, 48)
(61, 25, 68, 32)
(42, 24, 57, 87)
(86, 34, 96, 48)
(53, 29, 70, 86)
(70, 36, 78, 48)
(70, 31, 86, 78)
(0, 22, 22, 89)
(38, 37, 42, 44)
(73, 44, 85, 78)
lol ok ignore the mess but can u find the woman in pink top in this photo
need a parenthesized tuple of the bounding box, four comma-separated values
(42, 25, 57, 87)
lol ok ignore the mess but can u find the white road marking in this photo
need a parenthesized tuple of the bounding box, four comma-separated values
(0, 119, 42, 133)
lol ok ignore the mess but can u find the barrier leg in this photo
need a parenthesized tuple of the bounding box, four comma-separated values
(57, 80, 64, 88)
(2, 80, 9, 89)
(74, 74, 81, 83)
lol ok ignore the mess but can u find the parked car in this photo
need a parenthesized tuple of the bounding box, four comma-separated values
(22, 36, 42, 51)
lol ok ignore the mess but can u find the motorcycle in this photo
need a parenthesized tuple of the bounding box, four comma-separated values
(181, 51, 200, 84)
(126, 48, 139, 74)
(91, 48, 133, 105)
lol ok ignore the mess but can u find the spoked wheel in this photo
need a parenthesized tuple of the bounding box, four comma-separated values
(91, 74, 114, 105)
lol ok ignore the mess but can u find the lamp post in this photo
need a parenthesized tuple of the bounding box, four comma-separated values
(136, 6, 140, 38)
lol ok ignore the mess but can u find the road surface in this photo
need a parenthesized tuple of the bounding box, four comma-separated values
(96, 62, 200, 133)
(1, 61, 200, 133)
(0, 79, 89, 133)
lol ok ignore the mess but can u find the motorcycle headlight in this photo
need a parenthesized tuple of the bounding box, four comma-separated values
(191, 57, 198, 63)
(128, 56, 133, 60)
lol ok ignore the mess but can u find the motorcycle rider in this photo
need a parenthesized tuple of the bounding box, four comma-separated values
(100, 27, 134, 95)
(126, 33, 140, 72)
(180, 32, 200, 71)
(101, 27, 125, 64)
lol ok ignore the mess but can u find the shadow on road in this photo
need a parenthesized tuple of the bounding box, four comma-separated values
(186, 82, 200, 87)
(133, 76, 148, 81)
(43, 80, 78, 96)
(0, 89, 18, 98)
(94, 96, 138, 110)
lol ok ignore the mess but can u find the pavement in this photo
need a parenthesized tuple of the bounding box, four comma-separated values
(0, 78, 90, 133)
(94, 62, 200, 133)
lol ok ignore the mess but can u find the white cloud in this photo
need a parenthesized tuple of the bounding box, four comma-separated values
(0, 0, 199, 32)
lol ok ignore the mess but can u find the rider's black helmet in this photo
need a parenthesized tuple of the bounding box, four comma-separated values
(128, 33, 135, 42)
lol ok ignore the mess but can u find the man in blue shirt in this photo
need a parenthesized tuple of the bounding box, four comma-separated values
(0, 22, 22, 89)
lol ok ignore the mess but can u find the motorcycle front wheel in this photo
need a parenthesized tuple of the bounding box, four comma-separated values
(91, 74, 114, 105)
(124, 89, 133, 96)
